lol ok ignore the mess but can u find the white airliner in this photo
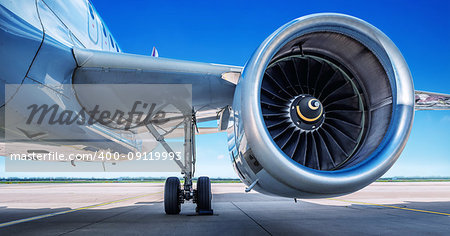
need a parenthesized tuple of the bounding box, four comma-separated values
(1, 0, 449, 215)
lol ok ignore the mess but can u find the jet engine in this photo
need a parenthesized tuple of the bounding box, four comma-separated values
(229, 13, 414, 198)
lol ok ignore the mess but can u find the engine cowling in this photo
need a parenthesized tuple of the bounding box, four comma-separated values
(228, 13, 414, 198)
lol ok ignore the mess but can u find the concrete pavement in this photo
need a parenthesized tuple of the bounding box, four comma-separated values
(0, 182, 449, 235)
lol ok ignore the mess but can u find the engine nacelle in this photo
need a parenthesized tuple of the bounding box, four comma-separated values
(228, 13, 414, 198)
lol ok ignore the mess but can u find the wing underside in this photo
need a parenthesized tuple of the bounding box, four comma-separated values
(70, 48, 242, 150)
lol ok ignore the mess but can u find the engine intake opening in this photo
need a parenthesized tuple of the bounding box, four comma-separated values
(260, 31, 393, 172)
(261, 54, 366, 171)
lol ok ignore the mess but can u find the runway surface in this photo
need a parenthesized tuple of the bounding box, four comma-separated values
(0, 182, 449, 235)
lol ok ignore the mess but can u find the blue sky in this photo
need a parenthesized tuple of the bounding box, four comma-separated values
(2, 0, 449, 178)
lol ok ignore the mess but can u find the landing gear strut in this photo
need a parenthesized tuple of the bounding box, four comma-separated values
(147, 114, 212, 215)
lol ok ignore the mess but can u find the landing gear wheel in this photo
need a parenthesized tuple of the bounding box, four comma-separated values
(196, 176, 213, 215)
(164, 177, 181, 215)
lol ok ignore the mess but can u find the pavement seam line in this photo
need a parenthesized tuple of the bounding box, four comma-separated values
(231, 202, 273, 236)
(329, 198, 450, 216)
(0, 191, 163, 228)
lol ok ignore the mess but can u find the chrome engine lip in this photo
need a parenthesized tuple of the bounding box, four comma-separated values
(240, 13, 414, 195)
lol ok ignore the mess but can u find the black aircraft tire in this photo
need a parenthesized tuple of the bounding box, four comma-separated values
(196, 176, 212, 211)
(164, 177, 181, 214)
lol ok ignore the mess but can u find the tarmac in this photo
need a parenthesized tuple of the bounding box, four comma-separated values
(0, 182, 449, 235)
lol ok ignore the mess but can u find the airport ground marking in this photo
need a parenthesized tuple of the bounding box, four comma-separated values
(329, 198, 450, 216)
(0, 191, 163, 228)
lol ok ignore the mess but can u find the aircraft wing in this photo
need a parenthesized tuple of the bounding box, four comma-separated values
(72, 47, 242, 124)
(415, 90, 450, 110)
